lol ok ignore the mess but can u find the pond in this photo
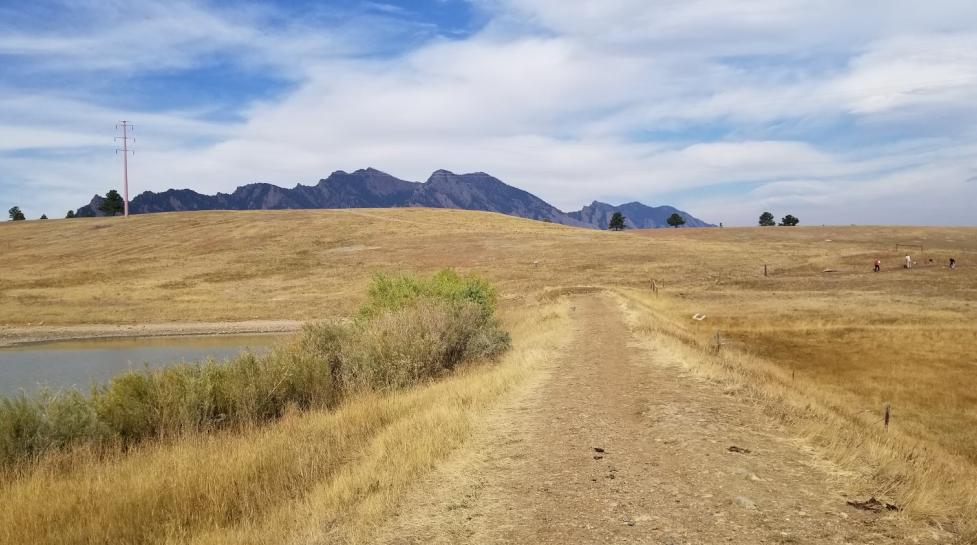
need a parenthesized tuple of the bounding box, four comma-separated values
(0, 334, 284, 397)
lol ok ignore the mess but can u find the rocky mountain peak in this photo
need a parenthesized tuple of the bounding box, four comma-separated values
(72, 169, 712, 229)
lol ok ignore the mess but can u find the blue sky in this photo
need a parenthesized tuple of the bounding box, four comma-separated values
(2, 0, 977, 225)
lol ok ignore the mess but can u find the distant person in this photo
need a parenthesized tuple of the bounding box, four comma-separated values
(905, 255, 912, 269)
(874, 258, 881, 272)
(950, 257, 956, 270)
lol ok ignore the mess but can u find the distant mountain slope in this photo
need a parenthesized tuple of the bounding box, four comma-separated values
(74, 168, 711, 229)
(568, 201, 714, 229)
(409, 170, 590, 226)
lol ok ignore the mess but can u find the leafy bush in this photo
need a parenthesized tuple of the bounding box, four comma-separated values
(339, 297, 509, 392)
(360, 269, 498, 320)
(0, 269, 509, 466)
(0, 390, 104, 463)
(93, 373, 156, 440)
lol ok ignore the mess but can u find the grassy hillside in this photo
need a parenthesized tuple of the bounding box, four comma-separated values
(3, 210, 977, 459)
(2, 209, 977, 537)
(2, 209, 974, 325)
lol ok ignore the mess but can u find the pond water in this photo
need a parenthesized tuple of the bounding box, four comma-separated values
(0, 334, 284, 397)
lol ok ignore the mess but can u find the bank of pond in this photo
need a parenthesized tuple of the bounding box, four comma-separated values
(0, 269, 510, 467)
(0, 334, 282, 397)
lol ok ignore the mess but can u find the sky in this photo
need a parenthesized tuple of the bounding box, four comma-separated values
(2, 0, 977, 225)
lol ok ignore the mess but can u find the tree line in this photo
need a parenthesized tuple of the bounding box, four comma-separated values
(7, 190, 125, 221)
(608, 211, 686, 231)
(759, 211, 799, 226)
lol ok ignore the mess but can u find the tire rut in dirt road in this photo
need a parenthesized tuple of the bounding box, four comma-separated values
(374, 294, 939, 544)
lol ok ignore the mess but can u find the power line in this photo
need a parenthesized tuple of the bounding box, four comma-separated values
(114, 121, 134, 217)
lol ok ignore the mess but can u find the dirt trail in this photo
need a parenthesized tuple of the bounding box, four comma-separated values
(374, 294, 940, 544)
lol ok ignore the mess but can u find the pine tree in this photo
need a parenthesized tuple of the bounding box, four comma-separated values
(99, 190, 125, 216)
(759, 211, 775, 226)
(66, 210, 76, 219)
(8, 206, 25, 221)
(40, 214, 48, 220)
(608, 212, 626, 231)
(666, 213, 686, 228)
(780, 214, 799, 226)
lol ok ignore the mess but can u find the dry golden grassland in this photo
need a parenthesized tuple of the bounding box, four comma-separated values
(2, 209, 977, 538)
(0, 295, 570, 545)
(617, 288, 977, 538)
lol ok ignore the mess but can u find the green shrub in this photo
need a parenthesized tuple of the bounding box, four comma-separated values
(275, 323, 344, 408)
(94, 372, 156, 441)
(0, 395, 46, 462)
(149, 364, 220, 436)
(42, 390, 105, 447)
(0, 269, 509, 467)
(339, 298, 509, 392)
(0, 390, 104, 462)
(360, 269, 497, 320)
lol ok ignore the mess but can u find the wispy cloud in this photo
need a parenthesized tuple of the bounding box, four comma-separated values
(1, 1, 976, 224)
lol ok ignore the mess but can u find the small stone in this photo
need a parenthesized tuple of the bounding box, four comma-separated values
(734, 496, 758, 510)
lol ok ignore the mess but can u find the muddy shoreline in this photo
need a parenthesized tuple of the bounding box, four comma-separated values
(0, 320, 304, 349)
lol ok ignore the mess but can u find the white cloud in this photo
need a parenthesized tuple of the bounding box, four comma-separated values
(686, 149, 977, 226)
(2, 1, 977, 224)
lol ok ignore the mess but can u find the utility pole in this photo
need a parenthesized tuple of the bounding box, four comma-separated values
(115, 121, 134, 217)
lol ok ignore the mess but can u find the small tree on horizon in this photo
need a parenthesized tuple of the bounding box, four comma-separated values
(666, 213, 686, 228)
(608, 212, 626, 231)
(66, 210, 76, 219)
(780, 214, 800, 226)
(8, 206, 25, 221)
(40, 214, 48, 220)
(99, 190, 125, 216)
(759, 211, 776, 226)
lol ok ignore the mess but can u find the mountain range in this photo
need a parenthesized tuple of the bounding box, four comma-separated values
(74, 168, 713, 229)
